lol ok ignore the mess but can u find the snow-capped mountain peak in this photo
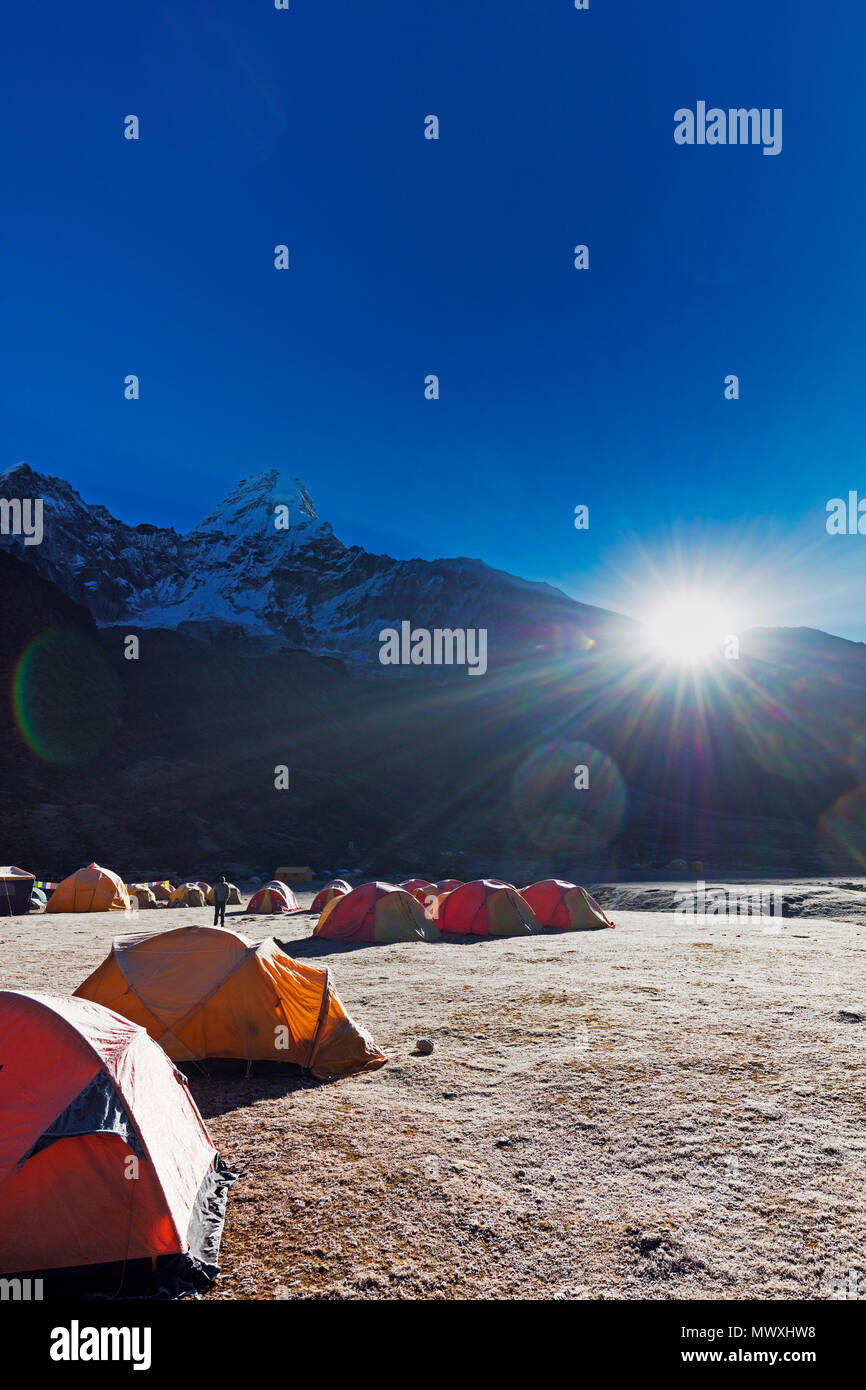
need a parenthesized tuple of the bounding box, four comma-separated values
(0, 464, 622, 662)
(190, 469, 325, 541)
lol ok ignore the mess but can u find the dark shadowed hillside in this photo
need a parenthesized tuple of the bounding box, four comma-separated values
(4, 529, 866, 879)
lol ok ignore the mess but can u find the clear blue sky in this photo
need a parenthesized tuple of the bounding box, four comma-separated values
(2, 1, 865, 637)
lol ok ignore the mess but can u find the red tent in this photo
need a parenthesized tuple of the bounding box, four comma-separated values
(263, 881, 300, 910)
(247, 886, 294, 913)
(521, 879, 615, 930)
(310, 880, 351, 913)
(437, 880, 539, 937)
(398, 878, 432, 903)
(428, 879, 464, 894)
(315, 882, 440, 943)
(0, 990, 236, 1294)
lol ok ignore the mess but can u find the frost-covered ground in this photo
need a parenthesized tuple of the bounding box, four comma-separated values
(2, 885, 865, 1300)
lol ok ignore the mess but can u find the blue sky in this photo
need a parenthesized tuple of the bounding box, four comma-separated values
(2, 1, 865, 637)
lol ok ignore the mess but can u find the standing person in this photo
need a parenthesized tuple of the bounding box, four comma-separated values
(212, 875, 230, 927)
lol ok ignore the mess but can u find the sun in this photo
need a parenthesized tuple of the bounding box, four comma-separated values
(644, 594, 734, 666)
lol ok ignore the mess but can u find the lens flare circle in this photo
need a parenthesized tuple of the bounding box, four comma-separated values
(12, 627, 121, 765)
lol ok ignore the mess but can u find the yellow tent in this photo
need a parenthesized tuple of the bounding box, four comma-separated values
(74, 926, 387, 1079)
(169, 883, 207, 907)
(128, 884, 157, 909)
(46, 864, 130, 913)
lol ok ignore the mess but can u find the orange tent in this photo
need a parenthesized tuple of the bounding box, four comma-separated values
(128, 884, 157, 909)
(310, 880, 351, 913)
(46, 863, 130, 913)
(315, 882, 440, 943)
(437, 880, 539, 937)
(150, 882, 174, 901)
(169, 883, 207, 907)
(0, 989, 236, 1292)
(429, 879, 464, 893)
(75, 925, 387, 1079)
(521, 879, 615, 930)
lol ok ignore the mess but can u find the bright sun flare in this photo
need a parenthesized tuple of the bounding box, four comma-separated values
(644, 595, 735, 665)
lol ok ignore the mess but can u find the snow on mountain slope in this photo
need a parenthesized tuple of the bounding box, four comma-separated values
(190, 470, 326, 541)
(0, 462, 629, 660)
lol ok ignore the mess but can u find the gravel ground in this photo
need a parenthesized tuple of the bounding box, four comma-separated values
(2, 885, 865, 1300)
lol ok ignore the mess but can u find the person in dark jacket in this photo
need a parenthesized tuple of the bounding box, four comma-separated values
(212, 875, 230, 926)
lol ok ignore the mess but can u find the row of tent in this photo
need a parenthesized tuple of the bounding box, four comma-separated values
(154, 880, 301, 911)
(4, 865, 614, 937)
(1, 864, 306, 915)
(311, 877, 614, 941)
(0, 923, 386, 1291)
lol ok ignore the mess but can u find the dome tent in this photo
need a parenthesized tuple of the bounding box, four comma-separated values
(169, 883, 207, 908)
(264, 880, 299, 909)
(128, 884, 157, 909)
(0, 990, 237, 1296)
(421, 880, 465, 919)
(398, 878, 432, 903)
(247, 886, 292, 913)
(315, 882, 440, 943)
(46, 863, 130, 913)
(437, 880, 539, 937)
(310, 880, 351, 913)
(521, 879, 615, 930)
(75, 925, 386, 1078)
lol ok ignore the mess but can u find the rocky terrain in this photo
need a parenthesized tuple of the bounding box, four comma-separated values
(0, 462, 623, 663)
